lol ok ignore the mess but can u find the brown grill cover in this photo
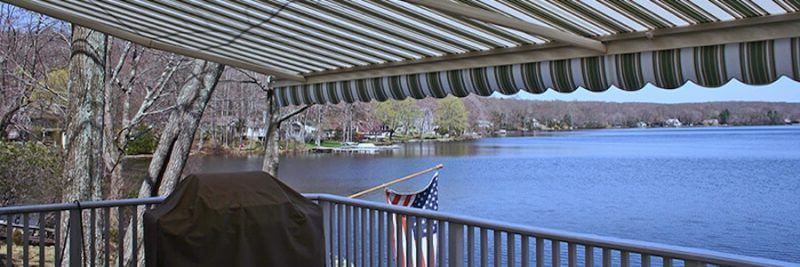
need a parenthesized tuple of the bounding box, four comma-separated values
(143, 171, 324, 267)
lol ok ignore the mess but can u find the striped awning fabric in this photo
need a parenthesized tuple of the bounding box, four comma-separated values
(7, 0, 800, 106)
(275, 37, 800, 106)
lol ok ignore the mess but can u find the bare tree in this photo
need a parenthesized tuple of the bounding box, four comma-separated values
(60, 24, 107, 265)
(0, 7, 69, 139)
(123, 59, 224, 266)
(234, 73, 311, 176)
(103, 39, 183, 201)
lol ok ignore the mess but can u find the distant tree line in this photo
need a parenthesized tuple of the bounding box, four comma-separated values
(461, 96, 800, 131)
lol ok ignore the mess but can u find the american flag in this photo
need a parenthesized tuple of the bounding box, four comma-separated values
(385, 172, 439, 267)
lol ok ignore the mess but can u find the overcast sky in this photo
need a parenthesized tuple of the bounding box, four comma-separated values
(496, 76, 800, 103)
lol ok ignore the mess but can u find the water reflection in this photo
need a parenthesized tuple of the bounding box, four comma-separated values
(392, 141, 472, 157)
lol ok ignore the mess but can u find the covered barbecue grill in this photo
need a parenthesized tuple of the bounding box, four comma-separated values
(143, 171, 324, 267)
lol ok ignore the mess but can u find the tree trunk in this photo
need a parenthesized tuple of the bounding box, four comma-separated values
(122, 59, 224, 266)
(0, 104, 22, 140)
(261, 93, 312, 177)
(60, 25, 107, 266)
(262, 90, 281, 177)
(263, 127, 280, 176)
(103, 66, 120, 199)
(315, 107, 322, 147)
(107, 86, 132, 201)
(101, 54, 123, 264)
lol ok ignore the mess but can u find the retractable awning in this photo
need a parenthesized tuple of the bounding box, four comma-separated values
(6, 0, 800, 106)
(275, 37, 799, 106)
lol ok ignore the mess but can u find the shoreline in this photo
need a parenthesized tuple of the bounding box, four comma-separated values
(128, 124, 798, 158)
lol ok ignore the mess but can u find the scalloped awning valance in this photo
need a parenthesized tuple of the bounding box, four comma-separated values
(275, 37, 799, 106)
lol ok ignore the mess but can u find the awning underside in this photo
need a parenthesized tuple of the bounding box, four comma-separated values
(6, 0, 800, 106)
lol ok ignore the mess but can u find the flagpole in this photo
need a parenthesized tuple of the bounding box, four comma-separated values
(348, 164, 444, 198)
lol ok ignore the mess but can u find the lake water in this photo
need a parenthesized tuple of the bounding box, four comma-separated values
(185, 126, 800, 262)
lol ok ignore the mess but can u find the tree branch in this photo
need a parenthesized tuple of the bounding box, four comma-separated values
(235, 69, 270, 91)
(109, 41, 133, 90)
(141, 105, 176, 117)
(277, 104, 313, 125)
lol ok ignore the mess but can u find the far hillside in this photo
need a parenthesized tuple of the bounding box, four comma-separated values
(462, 96, 800, 131)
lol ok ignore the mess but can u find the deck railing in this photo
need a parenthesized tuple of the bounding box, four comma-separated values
(0, 197, 163, 267)
(308, 194, 795, 267)
(0, 194, 794, 267)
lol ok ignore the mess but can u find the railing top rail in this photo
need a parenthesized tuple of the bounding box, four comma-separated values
(306, 193, 798, 267)
(0, 197, 165, 214)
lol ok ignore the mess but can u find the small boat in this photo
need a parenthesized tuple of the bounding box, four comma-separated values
(335, 143, 399, 154)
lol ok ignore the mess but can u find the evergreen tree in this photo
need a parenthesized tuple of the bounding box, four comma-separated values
(718, 109, 731, 125)
(767, 110, 781, 125)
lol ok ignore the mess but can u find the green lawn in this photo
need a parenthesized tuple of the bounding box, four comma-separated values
(306, 140, 344, 148)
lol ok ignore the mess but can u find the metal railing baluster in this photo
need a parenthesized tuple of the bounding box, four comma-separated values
(507, 233, 515, 267)
(466, 226, 474, 267)
(363, 208, 368, 267)
(493, 230, 501, 267)
(342, 204, 347, 267)
(480, 228, 488, 267)
(104, 207, 110, 267)
(337, 204, 343, 267)
(521, 236, 529, 267)
(388, 211, 395, 267)
(355, 207, 361, 267)
(602, 248, 611, 267)
(448, 222, 464, 267)
(406, 216, 413, 267)
(427, 219, 435, 267)
(346, 205, 351, 266)
(568, 243, 576, 267)
(394, 213, 402, 267)
(438, 221, 446, 267)
(621, 251, 630, 267)
(389, 211, 396, 267)
(6, 214, 13, 267)
(584, 246, 593, 267)
(552, 240, 560, 267)
(642, 253, 651, 267)
(367, 209, 378, 267)
(68, 209, 81, 267)
(416, 217, 423, 267)
(378, 210, 386, 267)
(117, 207, 123, 267)
(369, 209, 375, 267)
(664, 257, 673, 267)
(90, 208, 96, 267)
(39, 212, 45, 267)
(321, 201, 331, 267)
(55, 211, 61, 267)
(535, 238, 543, 267)
(132, 207, 138, 267)
(23, 213, 29, 267)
